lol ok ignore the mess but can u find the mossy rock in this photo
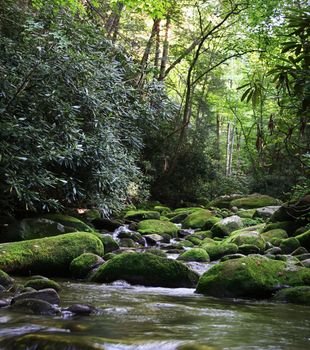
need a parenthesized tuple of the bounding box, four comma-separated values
(279, 237, 300, 254)
(0, 334, 106, 350)
(100, 234, 119, 253)
(124, 210, 160, 221)
(211, 216, 243, 238)
(154, 206, 171, 215)
(0, 269, 14, 288)
(24, 278, 61, 292)
(295, 230, 310, 250)
(176, 241, 195, 249)
(182, 210, 213, 229)
(238, 244, 261, 255)
(91, 252, 199, 288)
(199, 237, 217, 246)
(103, 253, 116, 261)
(194, 231, 213, 239)
(144, 248, 167, 258)
(227, 231, 266, 251)
(44, 214, 94, 233)
(208, 194, 244, 209)
(273, 286, 310, 305)
(196, 256, 310, 298)
(119, 238, 137, 248)
(201, 243, 238, 261)
(261, 229, 288, 242)
(174, 207, 204, 214)
(0, 232, 103, 276)
(177, 248, 210, 262)
(237, 209, 256, 219)
(137, 220, 179, 237)
(230, 194, 281, 209)
(185, 236, 202, 246)
(70, 253, 104, 279)
(170, 212, 189, 223)
(261, 221, 303, 236)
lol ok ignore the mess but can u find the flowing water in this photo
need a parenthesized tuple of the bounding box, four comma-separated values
(0, 279, 309, 350)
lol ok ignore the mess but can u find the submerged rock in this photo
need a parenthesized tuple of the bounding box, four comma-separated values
(24, 278, 61, 292)
(196, 256, 310, 298)
(0, 232, 104, 276)
(10, 298, 60, 315)
(273, 286, 310, 305)
(91, 252, 199, 288)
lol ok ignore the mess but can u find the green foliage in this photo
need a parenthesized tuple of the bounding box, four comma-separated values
(0, 1, 174, 214)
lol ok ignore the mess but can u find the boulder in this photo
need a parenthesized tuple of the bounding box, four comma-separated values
(273, 286, 310, 305)
(208, 194, 244, 208)
(220, 254, 245, 262)
(137, 220, 179, 237)
(43, 214, 94, 232)
(144, 234, 165, 245)
(196, 256, 310, 298)
(254, 206, 281, 220)
(201, 242, 238, 261)
(270, 195, 310, 222)
(70, 253, 104, 279)
(211, 216, 243, 237)
(0, 232, 103, 276)
(260, 229, 288, 242)
(230, 194, 281, 209)
(182, 210, 213, 229)
(91, 252, 199, 288)
(65, 304, 95, 315)
(0, 269, 14, 289)
(280, 237, 301, 254)
(91, 218, 122, 231)
(228, 231, 266, 251)
(177, 248, 210, 262)
(10, 298, 60, 315)
(11, 288, 60, 305)
(261, 221, 303, 236)
(100, 234, 119, 253)
(295, 230, 310, 250)
(124, 210, 160, 221)
(144, 248, 167, 258)
(236, 209, 256, 219)
(24, 278, 61, 292)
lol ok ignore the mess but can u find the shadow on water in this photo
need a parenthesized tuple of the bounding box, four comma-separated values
(0, 280, 309, 349)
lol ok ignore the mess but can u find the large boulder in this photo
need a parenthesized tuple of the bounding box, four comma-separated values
(0, 232, 103, 276)
(208, 194, 244, 209)
(211, 216, 243, 237)
(91, 252, 199, 288)
(270, 195, 310, 222)
(260, 229, 288, 242)
(196, 256, 310, 298)
(177, 248, 210, 262)
(227, 231, 266, 251)
(254, 206, 281, 220)
(230, 194, 281, 209)
(201, 242, 238, 261)
(182, 210, 214, 229)
(70, 253, 104, 279)
(137, 220, 179, 237)
(124, 210, 160, 221)
(43, 214, 94, 232)
(295, 230, 310, 250)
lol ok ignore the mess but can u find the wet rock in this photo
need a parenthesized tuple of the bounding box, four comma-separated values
(100, 234, 119, 253)
(144, 248, 167, 258)
(43, 214, 94, 233)
(137, 220, 179, 237)
(11, 298, 60, 315)
(70, 253, 104, 279)
(0, 269, 14, 289)
(91, 218, 122, 231)
(230, 194, 281, 209)
(201, 242, 238, 261)
(144, 234, 165, 245)
(177, 248, 210, 262)
(170, 212, 189, 224)
(292, 246, 308, 256)
(273, 286, 310, 305)
(296, 253, 310, 261)
(182, 210, 213, 229)
(265, 247, 282, 255)
(295, 230, 310, 250)
(238, 244, 261, 255)
(91, 252, 199, 288)
(119, 238, 138, 248)
(260, 229, 288, 242)
(11, 288, 60, 305)
(196, 255, 310, 298)
(270, 195, 310, 222)
(0, 299, 9, 307)
(301, 259, 310, 268)
(65, 304, 95, 315)
(228, 231, 266, 251)
(178, 229, 194, 238)
(124, 210, 160, 221)
(24, 278, 61, 292)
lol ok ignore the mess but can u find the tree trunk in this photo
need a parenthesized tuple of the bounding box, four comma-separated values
(216, 113, 221, 167)
(226, 122, 231, 176)
(159, 15, 171, 81)
(154, 19, 161, 77)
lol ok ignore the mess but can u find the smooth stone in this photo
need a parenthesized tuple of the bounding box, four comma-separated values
(65, 304, 95, 315)
(11, 288, 60, 305)
(10, 298, 60, 315)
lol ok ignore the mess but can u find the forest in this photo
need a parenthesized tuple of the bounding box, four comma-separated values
(0, 1, 309, 349)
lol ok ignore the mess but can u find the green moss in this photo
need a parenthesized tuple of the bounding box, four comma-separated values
(174, 207, 203, 214)
(177, 248, 210, 262)
(261, 221, 303, 236)
(196, 256, 310, 298)
(70, 253, 103, 279)
(194, 231, 213, 239)
(295, 230, 310, 250)
(24, 278, 61, 292)
(237, 209, 256, 219)
(261, 229, 288, 242)
(238, 244, 261, 255)
(227, 232, 266, 251)
(211, 216, 243, 238)
(44, 214, 94, 233)
(137, 220, 179, 237)
(144, 248, 167, 258)
(0, 232, 103, 276)
(176, 241, 194, 248)
(279, 237, 300, 254)
(273, 286, 310, 305)
(154, 206, 171, 215)
(201, 243, 238, 261)
(230, 195, 281, 209)
(185, 236, 202, 245)
(0, 269, 14, 288)
(100, 234, 119, 253)
(124, 210, 160, 221)
(182, 210, 213, 229)
(91, 252, 199, 288)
